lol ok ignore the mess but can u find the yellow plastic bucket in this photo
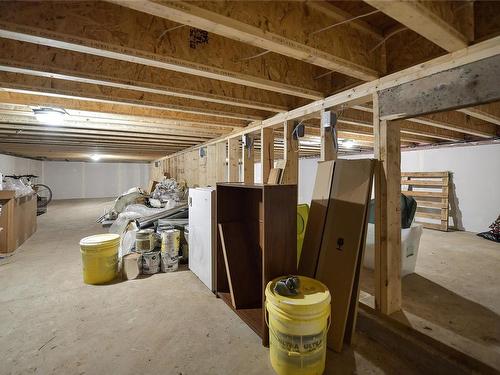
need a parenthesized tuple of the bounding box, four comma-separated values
(79, 234, 120, 285)
(265, 276, 331, 375)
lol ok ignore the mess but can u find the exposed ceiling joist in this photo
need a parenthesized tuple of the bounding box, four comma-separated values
(0, 71, 264, 122)
(0, 91, 241, 131)
(0, 123, 211, 144)
(352, 105, 498, 139)
(364, 0, 470, 51)
(0, 1, 325, 100)
(458, 104, 500, 127)
(0, 38, 290, 113)
(110, 0, 380, 81)
(304, 1, 383, 41)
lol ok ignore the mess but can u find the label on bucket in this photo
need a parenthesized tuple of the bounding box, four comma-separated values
(273, 331, 324, 354)
(270, 329, 327, 371)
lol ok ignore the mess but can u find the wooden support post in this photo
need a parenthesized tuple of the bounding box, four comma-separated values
(261, 127, 274, 183)
(242, 134, 255, 184)
(227, 137, 239, 182)
(320, 110, 338, 161)
(207, 144, 217, 186)
(282, 120, 299, 184)
(216, 141, 227, 182)
(373, 93, 402, 315)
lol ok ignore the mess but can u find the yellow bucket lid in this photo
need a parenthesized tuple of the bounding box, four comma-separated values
(80, 233, 120, 248)
(266, 276, 331, 315)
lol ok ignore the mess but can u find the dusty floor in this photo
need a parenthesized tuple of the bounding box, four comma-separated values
(0, 199, 422, 375)
(361, 228, 500, 370)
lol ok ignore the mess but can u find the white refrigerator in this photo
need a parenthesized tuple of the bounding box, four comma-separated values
(188, 187, 216, 292)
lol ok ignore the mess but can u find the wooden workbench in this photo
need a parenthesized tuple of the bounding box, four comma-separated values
(0, 190, 37, 254)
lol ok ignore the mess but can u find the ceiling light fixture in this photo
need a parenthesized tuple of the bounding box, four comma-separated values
(90, 154, 101, 161)
(32, 107, 66, 125)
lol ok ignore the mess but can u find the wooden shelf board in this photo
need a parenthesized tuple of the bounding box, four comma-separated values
(218, 292, 263, 338)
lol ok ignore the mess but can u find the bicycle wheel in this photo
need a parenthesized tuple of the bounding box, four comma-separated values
(34, 184, 53, 207)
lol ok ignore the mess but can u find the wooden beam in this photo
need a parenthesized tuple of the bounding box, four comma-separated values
(337, 108, 462, 142)
(0, 38, 289, 113)
(0, 71, 261, 122)
(407, 114, 497, 139)
(227, 137, 239, 182)
(458, 104, 500, 126)
(260, 128, 274, 183)
(0, 125, 205, 145)
(373, 93, 402, 315)
(379, 55, 500, 120)
(281, 120, 299, 184)
(305, 1, 383, 41)
(0, 114, 219, 140)
(111, 0, 380, 81)
(241, 135, 255, 184)
(0, 1, 324, 100)
(352, 104, 495, 139)
(215, 142, 226, 183)
(0, 91, 241, 131)
(364, 0, 469, 51)
(320, 110, 337, 161)
(155, 36, 500, 161)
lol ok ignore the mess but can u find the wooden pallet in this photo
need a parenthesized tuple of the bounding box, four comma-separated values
(401, 172, 450, 231)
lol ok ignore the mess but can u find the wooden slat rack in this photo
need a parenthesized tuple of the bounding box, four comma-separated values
(401, 172, 450, 231)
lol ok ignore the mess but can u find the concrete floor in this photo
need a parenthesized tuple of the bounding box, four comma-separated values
(361, 228, 500, 370)
(0, 199, 422, 375)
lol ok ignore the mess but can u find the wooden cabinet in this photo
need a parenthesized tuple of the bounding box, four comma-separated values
(216, 183, 297, 346)
(0, 191, 37, 254)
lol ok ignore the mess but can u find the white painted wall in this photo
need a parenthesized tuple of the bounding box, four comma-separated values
(294, 143, 500, 233)
(0, 154, 44, 180)
(43, 161, 150, 199)
(0, 154, 150, 200)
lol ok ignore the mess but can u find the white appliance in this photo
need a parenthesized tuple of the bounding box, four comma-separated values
(188, 187, 216, 292)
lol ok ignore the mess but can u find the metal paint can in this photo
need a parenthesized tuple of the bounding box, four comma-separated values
(161, 252, 179, 273)
(141, 251, 160, 274)
(136, 229, 155, 253)
(161, 229, 180, 256)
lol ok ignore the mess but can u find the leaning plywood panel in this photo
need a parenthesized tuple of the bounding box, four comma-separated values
(315, 159, 374, 352)
(298, 160, 335, 277)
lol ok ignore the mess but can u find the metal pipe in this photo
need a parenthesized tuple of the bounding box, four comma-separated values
(135, 203, 188, 229)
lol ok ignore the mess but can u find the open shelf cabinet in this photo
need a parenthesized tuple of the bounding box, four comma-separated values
(216, 183, 297, 346)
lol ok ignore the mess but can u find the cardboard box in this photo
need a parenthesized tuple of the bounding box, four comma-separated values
(315, 159, 374, 352)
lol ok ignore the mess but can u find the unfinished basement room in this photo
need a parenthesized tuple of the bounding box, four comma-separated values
(0, 1, 499, 374)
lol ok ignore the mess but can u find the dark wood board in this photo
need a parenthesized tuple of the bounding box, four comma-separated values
(218, 221, 261, 309)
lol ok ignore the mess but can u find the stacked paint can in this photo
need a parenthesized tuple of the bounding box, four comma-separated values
(135, 229, 155, 253)
(142, 250, 161, 274)
(160, 229, 180, 272)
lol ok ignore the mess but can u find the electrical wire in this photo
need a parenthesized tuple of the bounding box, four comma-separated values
(157, 25, 186, 40)
(310, 10, 380, 36)
(314, 70, 334, 80)
(290, 121, 303, 153)
(237, 50, 271, 62)
(370, 26, 408, 53)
